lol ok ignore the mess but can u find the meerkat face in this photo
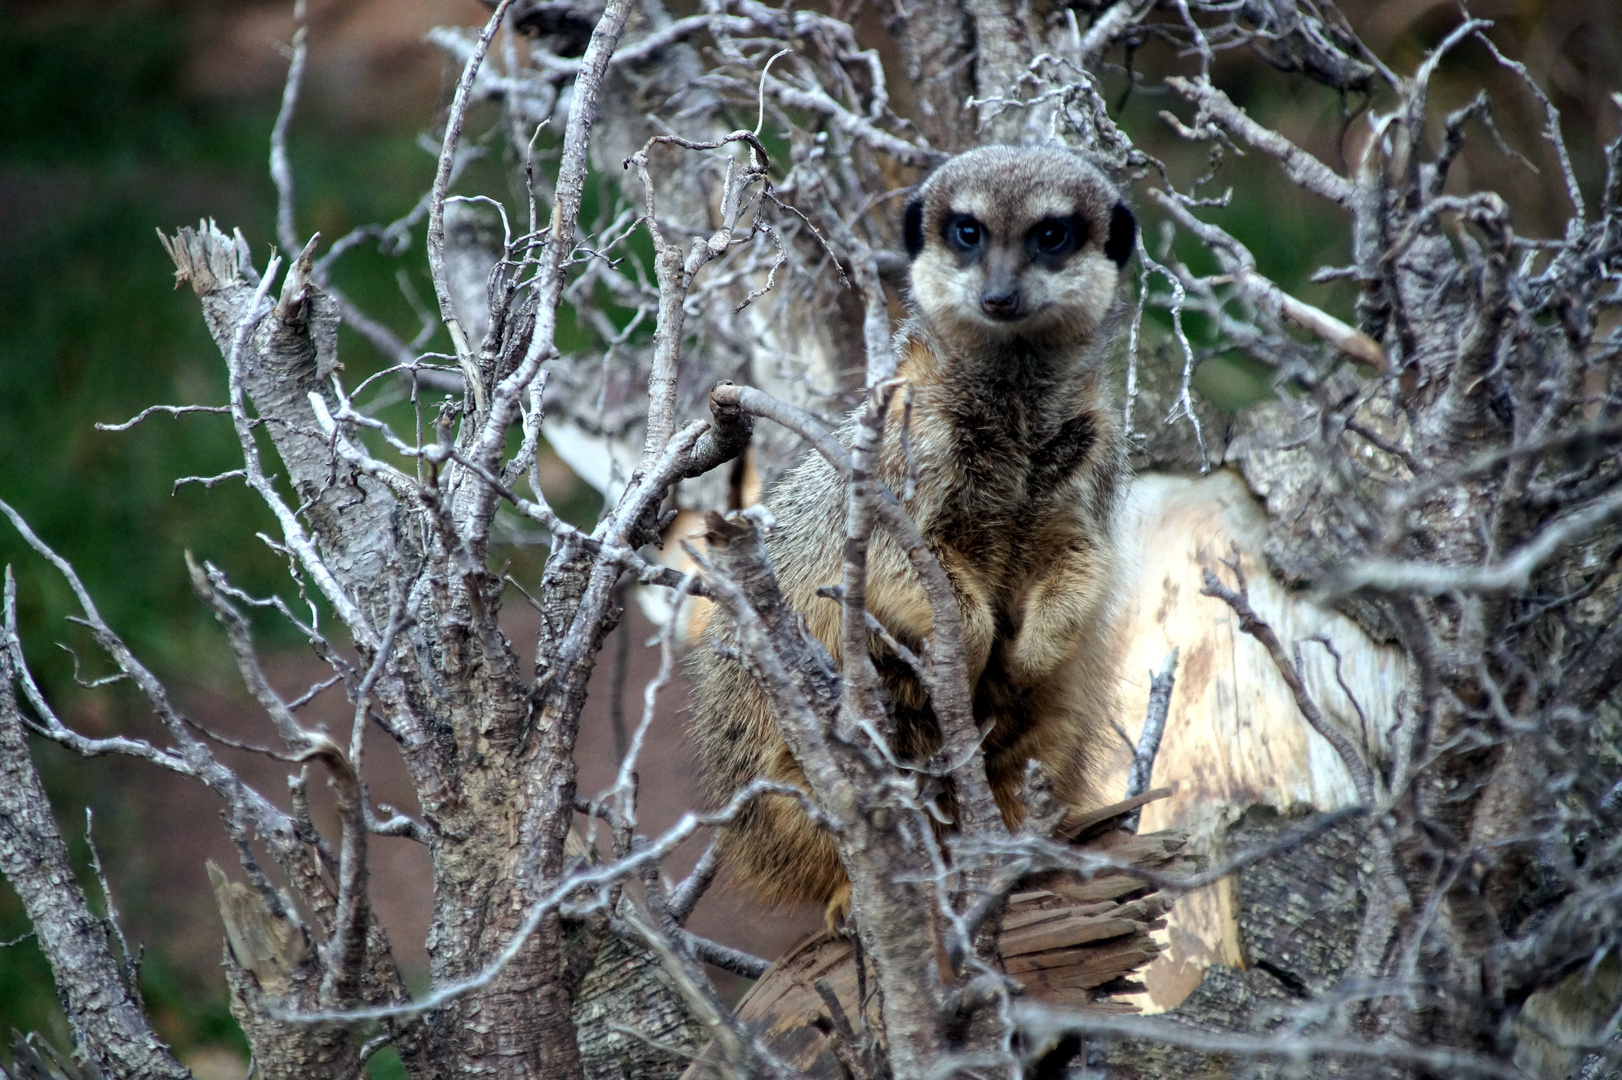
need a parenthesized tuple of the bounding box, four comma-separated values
(903, 146, 1135, 348)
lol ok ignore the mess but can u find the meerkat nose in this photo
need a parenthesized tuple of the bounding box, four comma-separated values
(980, 286, 1021, 320)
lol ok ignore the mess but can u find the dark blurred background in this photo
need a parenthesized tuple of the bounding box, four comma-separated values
(0, 3, 486, 1074)
(0, 1, 1617, 1075)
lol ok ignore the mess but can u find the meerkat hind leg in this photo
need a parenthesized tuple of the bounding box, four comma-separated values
(822, 880, 852, 937)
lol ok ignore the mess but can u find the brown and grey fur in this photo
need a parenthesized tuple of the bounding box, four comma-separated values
(689, 146, 1137, 910)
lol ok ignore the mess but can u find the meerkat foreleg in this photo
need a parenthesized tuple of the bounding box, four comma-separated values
(866, 540, 998, 683)
(1005, 544, 1113, 685)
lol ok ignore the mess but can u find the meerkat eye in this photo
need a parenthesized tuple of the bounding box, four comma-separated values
(1028, 216, 1082, 259)
(945, 214, 984, 252)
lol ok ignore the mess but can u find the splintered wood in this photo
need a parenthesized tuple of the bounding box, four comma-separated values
(681, 796, 1188, 1078)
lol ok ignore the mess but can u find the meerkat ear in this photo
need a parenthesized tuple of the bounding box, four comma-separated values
(903, 196, 925, 259)
(1104, 202, 1136, 266)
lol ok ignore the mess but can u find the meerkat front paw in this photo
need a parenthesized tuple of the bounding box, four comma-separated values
(1006, 550, 1110, 683)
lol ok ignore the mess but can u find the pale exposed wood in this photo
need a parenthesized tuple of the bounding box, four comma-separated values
(1107, 470, 1409, 1011)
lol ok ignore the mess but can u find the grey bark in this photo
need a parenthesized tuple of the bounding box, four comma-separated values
(0, 669, 188, 1080)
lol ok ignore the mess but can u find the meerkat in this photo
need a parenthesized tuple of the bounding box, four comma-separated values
(688, 145, 1137, 916)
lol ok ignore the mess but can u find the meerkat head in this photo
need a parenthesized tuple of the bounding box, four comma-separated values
(903, 146, 1135, 351)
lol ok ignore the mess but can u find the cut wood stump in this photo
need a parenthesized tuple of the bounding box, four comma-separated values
(681, 793, 1190, 1077)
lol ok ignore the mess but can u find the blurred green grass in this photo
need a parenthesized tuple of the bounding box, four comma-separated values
(0, 7, 447, 1067)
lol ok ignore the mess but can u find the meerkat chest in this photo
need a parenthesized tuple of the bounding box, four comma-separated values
(935, 400, 1101, 516)
(908, 395, 1109, 594)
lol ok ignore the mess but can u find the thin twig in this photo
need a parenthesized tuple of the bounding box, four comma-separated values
(1165, 76, 1355, 207)
(270, 0, 309, 254)
(84, 809, 143, 1009)
(1201, 547, 1376, 806)
(1338, 482, 1622, 596)
(95, 404, 231, 432)
(426, 0, 518, 414)
(1122, 648, 1178, 833)
(668, 840, 721, 926)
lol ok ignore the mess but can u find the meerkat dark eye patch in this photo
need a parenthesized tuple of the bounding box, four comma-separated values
(943, 213, 986, 257)
(1026, 215, 1086, 264)
(1104, 203, 1136, 265)
(903, 197, 925, 259)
